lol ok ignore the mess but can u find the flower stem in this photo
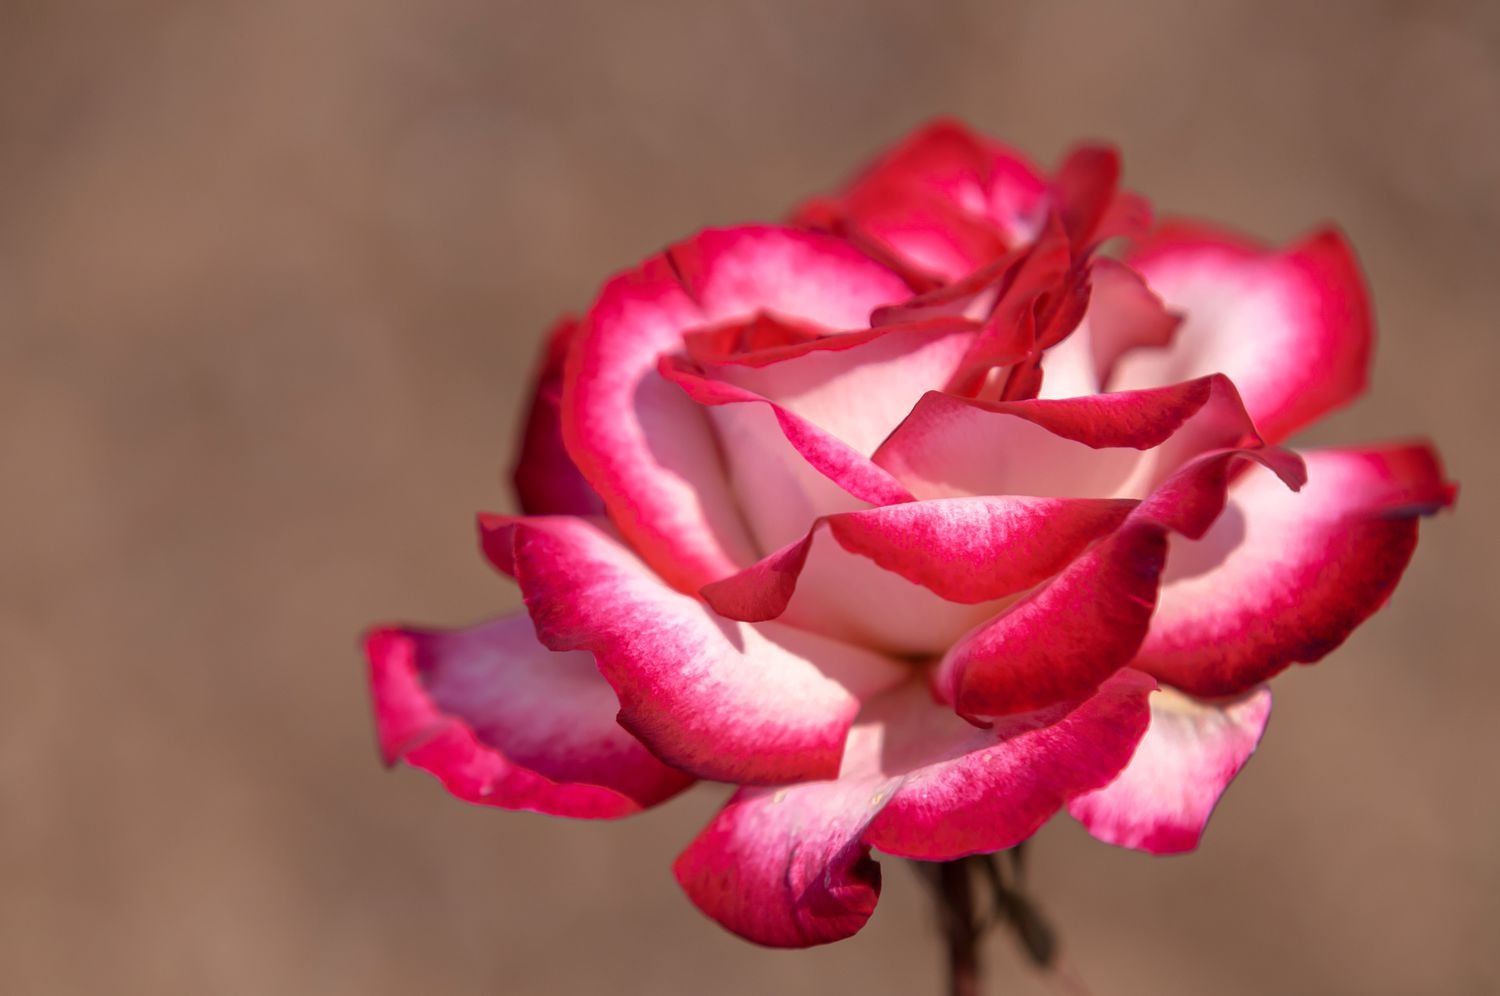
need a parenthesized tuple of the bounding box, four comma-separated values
(933, 857, 983, 996)
(920, 847, 1062, 996)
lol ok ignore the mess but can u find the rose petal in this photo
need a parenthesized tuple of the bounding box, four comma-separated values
(673, 670, 1153, 947)
(684, 317, 979, 456)
(936, 446, 1303, 717)
(1039, 258, 1181, 400)
(658, 355, 913, 551)
(563, 254, 756, 589)
(672, 225, 914, 329)
(873, 374, 1260, 502)
(492, 515, 908, 784)
(1112, 221, 1372, 442)
(365, 616, 692, 819)
(1133, 443, 1456, 697)
(512, 316, 605, 516)
(701, 495, 1138, 655)
(1068, 686, 1272, 854)
(564, 226, 912, 590)
(793, 118, 1049, 282)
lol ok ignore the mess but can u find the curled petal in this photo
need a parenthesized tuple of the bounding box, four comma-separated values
(1068, 686, 1273, 854)
(679, 316, 979, 456)
(794, 118, 1049, 282)
(936, 447, 1303, 717)
(874, 374, 1260, 502)
(659, 355, 912, 551)
(1039, 258, 1181, 400)
(674, 671, 1153, 947)
(1113, 221, 1372, 442)
(365, 616, 692, 819)
(490, 515, 908, 784)
(1134, 443, 1456, 697)
(702, 495, 1137, 655)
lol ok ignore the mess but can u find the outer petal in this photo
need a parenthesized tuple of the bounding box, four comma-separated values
(873, 374, 1260, 502)
(492, 515, 909, 784)
(1134, 443, 1456, 697)
(512, 316, 605, 516)
(865, 669, 1155, 859)
(671, 764, 887, 947)
(563, 254, 755, 589)
(1068, 687, 1272, 854)
(671, 225, 914, 328)
(365, 616, 692, 819)
(1112, 222, 1372, 442)
(673, 670, 1153, 947)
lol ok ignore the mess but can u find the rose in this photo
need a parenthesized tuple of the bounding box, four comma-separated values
(365, 120, 1453, 948)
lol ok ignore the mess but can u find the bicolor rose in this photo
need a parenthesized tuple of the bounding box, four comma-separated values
(366, 120, 1454, 947)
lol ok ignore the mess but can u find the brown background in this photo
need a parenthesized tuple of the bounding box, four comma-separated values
(3, 1, 1496, 994)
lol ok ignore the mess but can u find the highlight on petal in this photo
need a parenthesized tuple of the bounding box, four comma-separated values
(365, 615, 693, 819)
(492, 515, 909, 784)
(1112, 221, 1372, 442)
(674, 670, 1153, 947)
(1068, 686, 1272, 854)
(512, 316, 605, 516)
(1133, 443, 1457, 698)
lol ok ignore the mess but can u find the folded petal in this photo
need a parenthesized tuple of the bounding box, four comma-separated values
(1133, 443, 1456, 697)
(674, 670, 1152, 947)
(495, 515, 909, 784)
(659, 355, 912, 551)
(1039, 259, 1181, 400)
(1068, 687, 1272, 854)
(936, 446, 1303, 717)
(869, 669, 1155, 858)
(1050, 143, 1152, 250)
(682, 317, 979, 456)
(512, 316, 605, 516)
(701, 495, 1137, 655)
(937, 521, 1168, 716)
(873, 374, 1259, 502)
(1112, 221, 1372, 442)
(365, 616, 692, 819)
(672, 758, 888, 947)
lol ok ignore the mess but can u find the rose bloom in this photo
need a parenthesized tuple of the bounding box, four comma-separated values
(366, 120, 1454, 947)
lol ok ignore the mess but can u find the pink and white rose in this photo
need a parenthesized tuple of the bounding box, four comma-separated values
(366, 120, 1454, 946)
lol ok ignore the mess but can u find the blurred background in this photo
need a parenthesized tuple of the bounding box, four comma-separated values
(3, 1, 1496, 993)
